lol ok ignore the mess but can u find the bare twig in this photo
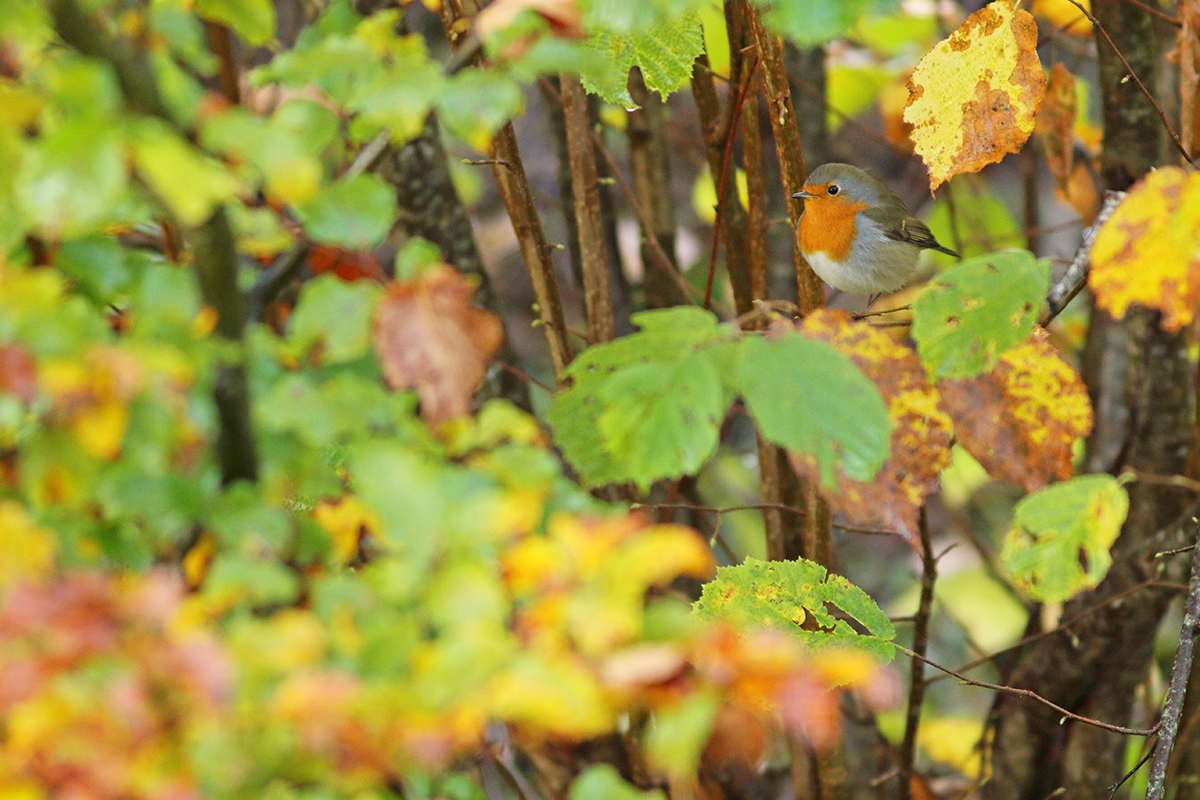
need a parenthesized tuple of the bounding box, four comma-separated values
(900, 644, 1159, 736)
(898, 509, 936, 800)
(1145, 514, 1200, 798)
(1123, 469, 1200, 495)
(1041, 190, 1127, 324)
(1065, 0, 1194, 163)
(1118, 0, 1181, 26)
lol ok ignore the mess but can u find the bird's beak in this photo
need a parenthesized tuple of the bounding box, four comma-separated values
(792, 190, 816, 199)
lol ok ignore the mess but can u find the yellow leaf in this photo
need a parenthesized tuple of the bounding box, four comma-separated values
(182, 531, 216, 589)
(313, 496, 378, 566)
(0, 500, 56, 588)
(1030, 0, 1091, 35)
(904, 0, 1047, 190)
(1088, 166, 1200, 331)
(486, 652, 615, 738)
(72, 397, 129, 460)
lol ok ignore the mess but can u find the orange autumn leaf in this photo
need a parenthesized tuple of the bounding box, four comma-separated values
(1088, 166, 1200, 332)
(904, 0, 1047, 191)
(372, 265, 504, 424)
(794, 310, 952, 539)
(938, 329, 1092, 492)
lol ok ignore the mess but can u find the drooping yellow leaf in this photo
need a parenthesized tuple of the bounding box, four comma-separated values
(938, 328, 1092, 492)
(904, 0, 1046, 190)
(1088, 166, 1200, 331)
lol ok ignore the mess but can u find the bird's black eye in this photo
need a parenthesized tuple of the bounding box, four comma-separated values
(827, 184, 840, 196)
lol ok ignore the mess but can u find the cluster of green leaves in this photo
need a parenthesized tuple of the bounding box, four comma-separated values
(548, 306, 891, 491)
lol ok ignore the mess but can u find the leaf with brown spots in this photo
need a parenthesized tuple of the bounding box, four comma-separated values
(373, 265, 504, 425)
(938, 328, 1092, 492)
(904, 0, 1047, 190)
(1088, 166, 1200, 332)
(792, 310, 953, 540)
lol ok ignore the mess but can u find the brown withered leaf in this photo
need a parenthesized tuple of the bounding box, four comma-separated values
(938, 328, 1092, 492)
(793, 309, 953, 539)
(1036, 64, 1076, 193)
(373, 265, 504, 424)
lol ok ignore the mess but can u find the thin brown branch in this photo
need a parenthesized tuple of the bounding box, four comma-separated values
(1118, 0, 1181, 26)
(898, 509, 936, 800)
(702, 53, 759, 312)
(203, 21, 241, 105)
(1123, 469, 1200, 494)
(898, 645, 1159, 737)
(560, 74, 614, 345)
(1065, 0, 1194, 163)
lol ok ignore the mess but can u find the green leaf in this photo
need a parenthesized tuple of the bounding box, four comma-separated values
(130, 118, 242, 226)
(1001, 475, 1129, 603)
(644, 692, 721, 782)
(695, 557, 896, 661)
(594, 351, 726, 491)
(205, 554, 300, 607)
(911, 250, 1051, 379)
(286, 275, 383, 364)
(436, 71, 524, 152)
(350, 35, 444, 145)
(579, 15, 704, 106)
(757, 0, 875, 46)
(16, 122, 126, 237)
(738, 332, 890, 486)
(548, 307, 735, 489)
(294, 173, 397, 250)
(201, 107, 322, 204)
(570, 765, 667, 800)
(195, 0, 276, 46)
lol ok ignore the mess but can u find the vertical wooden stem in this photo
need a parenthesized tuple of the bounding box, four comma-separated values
(561, 74, 615, 345)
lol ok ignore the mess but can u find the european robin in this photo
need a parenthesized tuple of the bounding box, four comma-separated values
(793, 163, 959, 297)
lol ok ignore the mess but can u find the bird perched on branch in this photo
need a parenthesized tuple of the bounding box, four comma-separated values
(793, 163, 959, 300)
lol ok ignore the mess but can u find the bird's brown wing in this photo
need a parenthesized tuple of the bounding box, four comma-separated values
(864, 208, 960, 258)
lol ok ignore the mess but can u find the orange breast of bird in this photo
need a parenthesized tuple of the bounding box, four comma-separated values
(798, 191, 870, 262)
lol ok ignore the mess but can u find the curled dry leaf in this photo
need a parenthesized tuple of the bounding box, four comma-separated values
(1088, 166, 1200, 332)
(938, 328, 1092, 492)
(904, 0, 1047, 191)
(373, 265, 504, 424)
(793, 309, 952, 540)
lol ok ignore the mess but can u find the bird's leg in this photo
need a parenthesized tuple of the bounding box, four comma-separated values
(852, 303, 913, 322)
